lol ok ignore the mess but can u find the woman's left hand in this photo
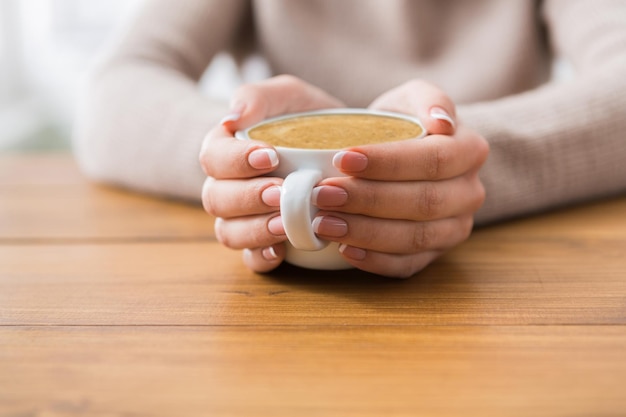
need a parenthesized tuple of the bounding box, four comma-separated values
(312, 80, 489, 277)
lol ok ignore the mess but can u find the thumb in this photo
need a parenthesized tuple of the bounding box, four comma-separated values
(221, 75, 345, 133)
(369, 79, 456, 136)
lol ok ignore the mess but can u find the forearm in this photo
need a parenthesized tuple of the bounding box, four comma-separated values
(73, 0, 249, 202)
(460, 60, 626, 225)
(74, 62, 221, 201)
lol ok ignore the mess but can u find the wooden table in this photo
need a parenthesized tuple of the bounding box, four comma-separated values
(1, 153, 625, 416)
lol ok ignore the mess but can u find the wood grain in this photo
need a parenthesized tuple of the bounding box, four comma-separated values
(1, 154, 625, 417)
(0, 240, 624, 326)
(1, 326, 625, 417)
(0, 154, 212, 240)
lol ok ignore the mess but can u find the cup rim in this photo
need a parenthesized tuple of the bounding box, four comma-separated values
(234, 108, 426, 151)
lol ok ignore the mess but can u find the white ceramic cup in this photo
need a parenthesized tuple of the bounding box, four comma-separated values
(235, 108, 425, 270)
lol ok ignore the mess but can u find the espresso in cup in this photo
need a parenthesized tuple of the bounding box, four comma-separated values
(247, 113, 424, 149)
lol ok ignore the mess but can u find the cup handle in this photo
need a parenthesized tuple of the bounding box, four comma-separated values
(280, 169, 328, 251)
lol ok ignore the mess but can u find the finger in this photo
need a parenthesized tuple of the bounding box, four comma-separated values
(369, 79, 456, 135)
(315, 172, 485, 221)
(202, 177, 282, 218)
(332, 125, 489, 180)
(338, 247, 442, 279)
(242, 245, 286, 273)
(214, 215, 287, 250)
(223, 75, 345, 132)
(199, 124, 279, 179)
(313, 213, 474, 254)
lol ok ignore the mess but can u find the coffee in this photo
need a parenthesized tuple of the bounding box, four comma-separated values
(235, 110, 425, 270)
(247, 113, 423, 149)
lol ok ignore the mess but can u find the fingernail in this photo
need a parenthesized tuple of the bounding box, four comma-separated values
(261, 246, 279, 261)
(261, 185, 281, 207)
(333, 151, 368, 172)
(312, 186, 348, 207)
(248, 148, 279, 170)
(220, 113, 241, 126)
(339, 243, 367, 261)
(267, 215, 285, 236)
(312, 216, 348, 238)
(429, 106, 455, 129)
(220, 103, 246, 131)
(214, 217, 228, 245)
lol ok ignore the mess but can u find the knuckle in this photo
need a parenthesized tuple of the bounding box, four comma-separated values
(424, 144, 448, 179)
(405, 255, 433, 278)
(199, 134, 216, 177)
(354, 220, 381, 248)
(396, 262, 419, 279)
(461, 215, 475, 240)
(473, 137, 490, 168)
(234, 83, 259, 100)
(410, 222, 434, 252)
(462, 128, 489, 166)
(213, 217, 230, 247)
(389, 257, 427, 279)
(385, 156, 403, 179)
(247, 180, 269, 208)
(477, 135, 490, 161)
(274, 74, 301, 88)
(453, 214, 474, 245)
(359, 256, 414, 279)
(406, 78, 449, 103)
(475, 180, 487, 209)
(201, 177, 218, 216)
(199, 126, 233, 178)
(405, 78, 427, 91)
(467, 173, 487, 212)
(359, 184, 379, 214)
(233, 83, 265, 113)
(415, 182, 442, 219)
(252, 179, 276, 205)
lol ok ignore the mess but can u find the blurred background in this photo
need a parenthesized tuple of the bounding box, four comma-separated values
(0, 0, 261, 153)
(1, 0, 572, 154)
(1, 0, 135, 151)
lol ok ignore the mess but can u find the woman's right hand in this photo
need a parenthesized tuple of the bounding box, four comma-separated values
(199, 75, 345, 273)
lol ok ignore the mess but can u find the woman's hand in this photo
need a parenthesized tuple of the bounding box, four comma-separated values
(312, 80, 489, 277)
(199, 75, 344, 272)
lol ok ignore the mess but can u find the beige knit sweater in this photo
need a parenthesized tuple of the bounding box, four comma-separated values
(74, 0, 626, 225)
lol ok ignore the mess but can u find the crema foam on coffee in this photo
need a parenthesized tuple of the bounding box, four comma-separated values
(248, 114, 423, 149)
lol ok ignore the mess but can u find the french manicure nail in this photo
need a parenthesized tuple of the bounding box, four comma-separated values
(261, 246, 279, 261)
(429, 106, 455, 129)
(312, 216, 348, 238)
(339, 243, 367, 261)
(332, 151, 368, 172)
(312, 186, 348, 207)
(248, 148, 279, 170)
(220, 103, 246, 129)
(261, 185, 281, 207)
(267, 215, 285, 236)
(220, 113, 241, 126)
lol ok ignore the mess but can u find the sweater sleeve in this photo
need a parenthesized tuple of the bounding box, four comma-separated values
(460, 0, 626, 225)
(73, 0, 250, 201)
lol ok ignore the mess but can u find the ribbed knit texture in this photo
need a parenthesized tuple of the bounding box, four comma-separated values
(73, 0, 626, 224)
